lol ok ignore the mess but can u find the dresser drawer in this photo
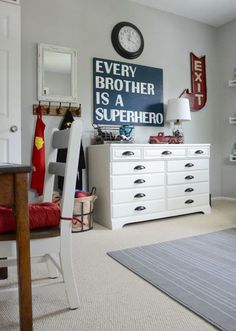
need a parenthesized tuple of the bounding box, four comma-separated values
(167, 182, 209, 198)
(113, 199, 165, 218)
(167, 170, 209, 185)
(112, 148, 142, 160)
(168, 194, 209, 211)
(112, 173, 164, 189)
(144, 147, 186, 159)
(111, 161, 164, 175)
(167, 159, 209, 172)
(187, 147, 209, 157)
(112, 186, 165, 204)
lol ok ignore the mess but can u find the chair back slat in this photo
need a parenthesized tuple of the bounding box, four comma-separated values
(48, 162, 65, 176)
(52, 129, 70, 149)
(43, 120, 82, 206)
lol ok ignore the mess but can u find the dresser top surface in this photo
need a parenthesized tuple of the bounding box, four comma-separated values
(89, 143, 211, 148)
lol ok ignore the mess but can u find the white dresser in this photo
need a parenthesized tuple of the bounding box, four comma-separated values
(88, 144, 211, 230)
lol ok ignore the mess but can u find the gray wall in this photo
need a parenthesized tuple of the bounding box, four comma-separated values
(21, 0, 221, 198)
(217, 20, 236, 198)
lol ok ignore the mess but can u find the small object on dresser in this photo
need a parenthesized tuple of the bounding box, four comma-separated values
(93, 124, 134, 144)
(149, 132, 183, 144)
(119, 125, 134, 142)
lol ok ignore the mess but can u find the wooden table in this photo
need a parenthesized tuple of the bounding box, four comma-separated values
(0, 164, 32, 331)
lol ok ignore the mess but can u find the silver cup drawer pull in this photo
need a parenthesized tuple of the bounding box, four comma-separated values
(185, 175, 194, 180)
(195, 150, 204, 154)
(185, 199, 194, 204)
(134, 193, 146, 198)
(122, 151, 134, 156)
(134, 179, 146, 184)
(162, 150, 172, 155)
(185, 188, 194, 192)
(135, 206, 146, 211)
(134, 165, 146, 170)
(185, 163, 194, 168)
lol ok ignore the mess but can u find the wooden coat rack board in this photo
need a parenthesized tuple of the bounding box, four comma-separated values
(33, 103, 81, 117)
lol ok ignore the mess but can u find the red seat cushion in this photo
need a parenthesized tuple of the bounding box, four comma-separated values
(0, 203, 60, 234)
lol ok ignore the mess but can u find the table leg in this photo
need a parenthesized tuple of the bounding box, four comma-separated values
(14, 173, 33, 331)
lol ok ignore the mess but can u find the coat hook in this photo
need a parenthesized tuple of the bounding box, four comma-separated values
(36, 101, 41, 115)
(57, 102, 62, 114)
(76, 104, 81, 116)
(47, 101, 51, 114)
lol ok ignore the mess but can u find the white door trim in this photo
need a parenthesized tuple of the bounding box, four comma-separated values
(0, 1, 21, 163)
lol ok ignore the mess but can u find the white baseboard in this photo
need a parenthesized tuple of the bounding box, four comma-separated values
(212, 196, 236, 202)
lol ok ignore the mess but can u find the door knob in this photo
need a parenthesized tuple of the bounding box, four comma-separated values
(10, 125, 18, 133)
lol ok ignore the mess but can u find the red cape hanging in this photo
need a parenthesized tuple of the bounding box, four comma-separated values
(30, 106, 46, 196)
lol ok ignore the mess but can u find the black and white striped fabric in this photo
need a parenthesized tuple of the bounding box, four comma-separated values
(108, 228, 236, 331)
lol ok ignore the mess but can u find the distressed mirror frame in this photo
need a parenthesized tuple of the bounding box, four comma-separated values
(38, 43, 78, 103)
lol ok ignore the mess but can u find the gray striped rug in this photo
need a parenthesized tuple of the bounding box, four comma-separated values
(108, 228, 236, 331)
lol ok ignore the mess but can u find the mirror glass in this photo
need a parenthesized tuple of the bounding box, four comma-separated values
(43, 51, 72, 97)
(38, 44, 78, 103)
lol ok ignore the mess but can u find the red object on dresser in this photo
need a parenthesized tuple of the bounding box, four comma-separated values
(0, 203, 60, 234)
(149, 132, 183, 144)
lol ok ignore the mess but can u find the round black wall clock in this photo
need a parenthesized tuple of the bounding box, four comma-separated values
(111, 22, 144, 59)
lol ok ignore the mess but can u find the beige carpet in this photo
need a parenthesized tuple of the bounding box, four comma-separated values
(0, 199, 235, 331)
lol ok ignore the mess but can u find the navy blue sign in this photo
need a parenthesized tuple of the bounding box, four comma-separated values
(93, 58, 164, 127)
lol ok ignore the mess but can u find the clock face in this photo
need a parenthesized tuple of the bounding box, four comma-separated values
(118, 26, 142, 53)
(111, 22, 144, 59)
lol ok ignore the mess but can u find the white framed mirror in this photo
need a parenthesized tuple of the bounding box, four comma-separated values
(38, 43, 78, 103)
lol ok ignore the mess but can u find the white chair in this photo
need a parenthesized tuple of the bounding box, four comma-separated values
(0, 119, 82, 310)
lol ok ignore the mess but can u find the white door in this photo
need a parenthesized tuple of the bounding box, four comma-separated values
(0, 1, 21, 163)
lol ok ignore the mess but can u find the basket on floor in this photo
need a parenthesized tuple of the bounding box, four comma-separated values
(72, 188, 97, 233)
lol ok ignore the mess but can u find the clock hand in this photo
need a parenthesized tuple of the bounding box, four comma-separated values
(129, 35, 137, 42)
(129, 38, 136, 45)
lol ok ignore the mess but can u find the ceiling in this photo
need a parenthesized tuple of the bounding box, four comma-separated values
(128, 0, 236, 27)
